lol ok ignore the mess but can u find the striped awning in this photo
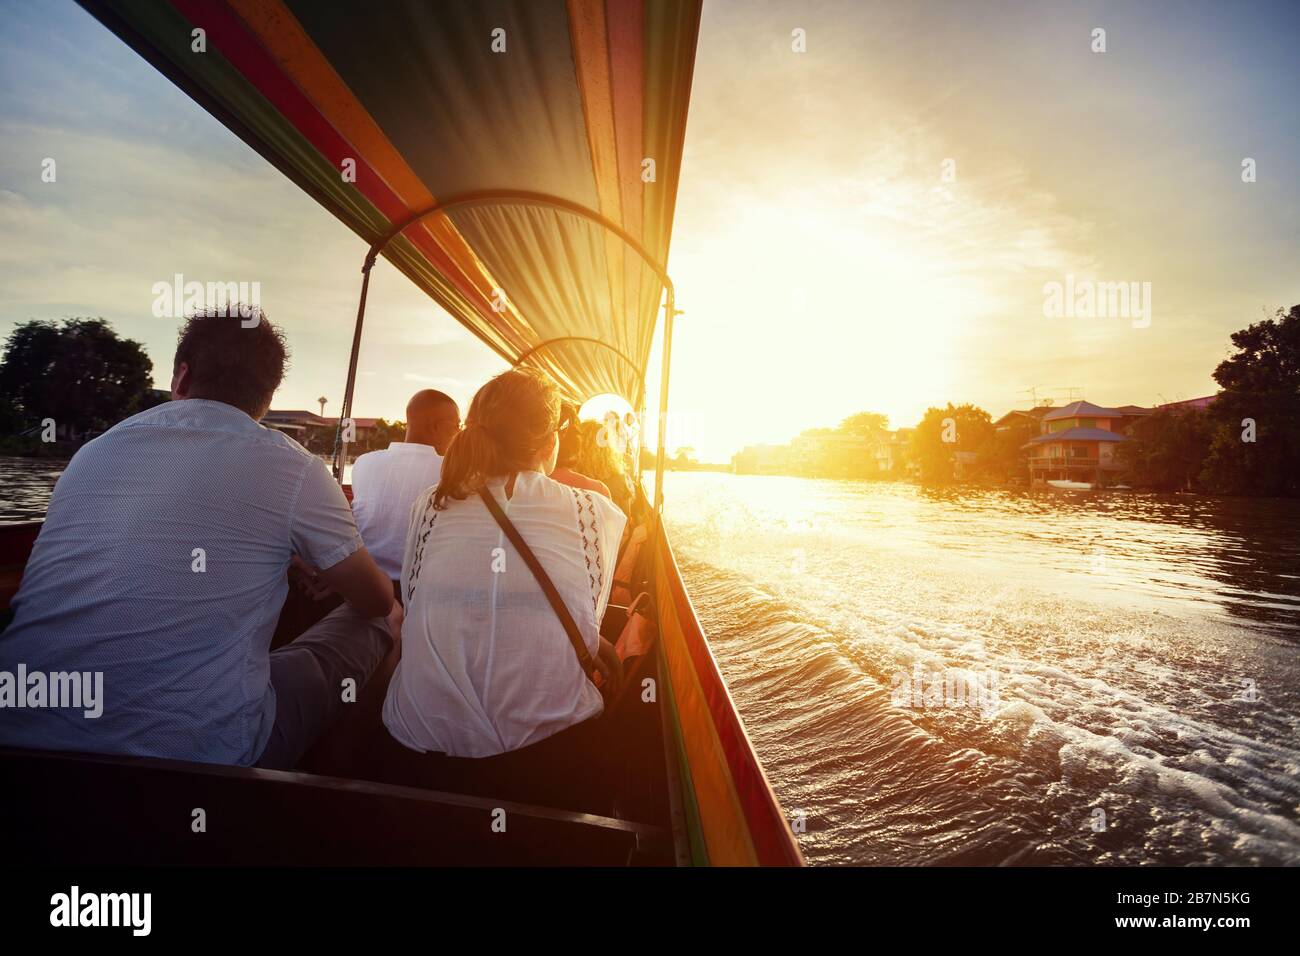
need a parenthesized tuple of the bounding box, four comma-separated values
(80, 0, 702, 406)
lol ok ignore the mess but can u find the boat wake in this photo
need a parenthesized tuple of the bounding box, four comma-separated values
(675, 548, 1300, 866)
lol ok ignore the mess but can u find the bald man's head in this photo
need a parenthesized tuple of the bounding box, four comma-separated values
(405, 389, 461, 454)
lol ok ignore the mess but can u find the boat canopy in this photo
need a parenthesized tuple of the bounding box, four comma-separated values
(81, 0, 701, 409)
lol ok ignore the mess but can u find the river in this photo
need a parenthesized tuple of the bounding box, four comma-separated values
(4, 458, 1298, 865)
(662, 471, 1300, 865)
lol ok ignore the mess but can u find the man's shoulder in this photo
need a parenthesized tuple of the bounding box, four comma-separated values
(65, 404, 174, 463)
(356, 444, 443, 476)
(221, 420, 322, 472)
(350, 447, 388, 479)
(352, 447, 388, 468)
(97, 401, 175, 435)
(100, 401, 318, 465)
(249, 424, 315, 456)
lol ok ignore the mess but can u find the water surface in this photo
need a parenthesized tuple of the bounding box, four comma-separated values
(0, 457, 66, 524)
(663, 472, 1300, 866)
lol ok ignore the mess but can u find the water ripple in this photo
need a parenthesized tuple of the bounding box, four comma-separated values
(667, 473, 1300, 866)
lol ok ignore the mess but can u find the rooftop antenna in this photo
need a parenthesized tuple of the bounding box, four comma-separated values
(1019, 385, 1044, 408)
(1057, 386, 1085, 404)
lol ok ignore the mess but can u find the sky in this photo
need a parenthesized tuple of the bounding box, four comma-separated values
(2, 0, 1298, 461)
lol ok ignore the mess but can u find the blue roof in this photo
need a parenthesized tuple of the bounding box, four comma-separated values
(1027, 427, 1128, 444)
(1042, 401, 1125, 421)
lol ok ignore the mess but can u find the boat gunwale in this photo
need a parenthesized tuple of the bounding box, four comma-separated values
(2, 744, 668, 841)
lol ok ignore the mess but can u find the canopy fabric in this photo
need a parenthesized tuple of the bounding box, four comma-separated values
(81, 0, 702, 406)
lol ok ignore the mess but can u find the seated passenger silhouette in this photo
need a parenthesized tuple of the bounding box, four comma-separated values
(0, 307, 395, 769)
(351, 389, 460, 585)
(548, 403, 613, 501)
(379, 368, 626, 806)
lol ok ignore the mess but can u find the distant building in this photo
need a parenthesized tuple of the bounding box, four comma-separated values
(890, 428, 917, 477)
(790, 431, 871, 476)
(261, 410, 385, 454)
(992, 405, 1058, 434)
(1112, 404, 1153, 419)
(324, 416, 382, 436)
(732, 443, 793, 475)
(953, 450, 979, 480)
(867, 439, 893, 474)
(1156, 394, 1217, 414)
(869, 429, 913, 475)
(261, 409, 330, 439)
(1024, 401, 1147, 486)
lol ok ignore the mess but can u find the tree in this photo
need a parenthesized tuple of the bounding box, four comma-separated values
(1200, 305, 1300, 496)
(0, 318, 153, 439)
(839, 411, 889, 439)
(982, 414, 1039, 482)
(1119, 408, 1214, 491)
(912, 403, 994, 482)
(370, 418, 406, 452)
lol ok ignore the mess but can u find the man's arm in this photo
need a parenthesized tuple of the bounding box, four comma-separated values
(316, 547, 393, 619)
(289, 458, 391, 618)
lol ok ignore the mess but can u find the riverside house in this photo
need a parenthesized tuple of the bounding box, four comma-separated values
(261, 410, 383, 454)
(1025, 401, 1149, 487)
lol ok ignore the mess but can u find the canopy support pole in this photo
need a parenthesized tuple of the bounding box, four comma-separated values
(332, 250, 378, 481)
(331, 190, 679, 491)
(511, 336, 643, 380)
(653, 289, 677, 516)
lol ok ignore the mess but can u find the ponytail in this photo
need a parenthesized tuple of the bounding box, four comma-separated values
(432, 368, 560, 509)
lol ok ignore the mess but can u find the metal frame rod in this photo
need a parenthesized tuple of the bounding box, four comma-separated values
(331, 249, 377, 480)
(511, 336, 643, 379)
(330, 190, 678, 498)
(371, 189, 675, 296)
(653, 290, 676, 515)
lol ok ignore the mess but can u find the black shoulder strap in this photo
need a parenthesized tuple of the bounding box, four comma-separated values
(477, 485, 597, 681)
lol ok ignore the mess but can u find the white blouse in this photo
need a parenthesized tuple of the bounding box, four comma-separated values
(382, 471, 627, 757)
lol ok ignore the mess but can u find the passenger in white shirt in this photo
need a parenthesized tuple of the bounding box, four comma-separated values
(0, 308, 395, 768)
(351, 389, 461, 581)
(381, 368, 626, 770)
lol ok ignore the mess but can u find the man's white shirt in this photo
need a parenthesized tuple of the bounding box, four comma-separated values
(0, 399, 362, 766)
(350, 442, 443, 579)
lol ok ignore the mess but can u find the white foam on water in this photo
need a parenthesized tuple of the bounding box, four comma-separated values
(665, 474, 1300, 864)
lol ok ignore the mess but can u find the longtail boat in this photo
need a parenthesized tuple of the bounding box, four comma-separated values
(0, 0, 802, 866)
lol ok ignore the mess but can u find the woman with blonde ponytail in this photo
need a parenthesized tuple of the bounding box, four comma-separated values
(378, 368, 627, 807)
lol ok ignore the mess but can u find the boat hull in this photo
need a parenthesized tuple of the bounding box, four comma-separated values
(1046, 479, 1095, 490)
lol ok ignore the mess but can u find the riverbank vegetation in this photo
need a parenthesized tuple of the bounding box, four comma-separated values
(733, 305, 1299, 497)
(0, 317, 412, 459)
(6, 306, 1297, 496)
(0, 318, 159, 455)
(1120, 305, 1299, 496)
(906, 306, 1299, 495)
